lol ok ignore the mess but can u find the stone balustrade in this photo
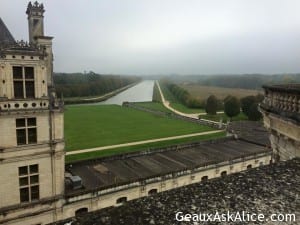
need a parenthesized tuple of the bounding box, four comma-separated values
(261, 84, 300, 122)
(260, 84, 300, 161)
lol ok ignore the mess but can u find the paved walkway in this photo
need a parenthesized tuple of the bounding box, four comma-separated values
(155, 81, 223, 124)
(66, 130, 224, 156)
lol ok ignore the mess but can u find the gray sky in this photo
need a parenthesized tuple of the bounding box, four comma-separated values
(1, 0, 300, 75)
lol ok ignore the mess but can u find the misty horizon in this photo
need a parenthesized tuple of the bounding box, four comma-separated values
(1, 0, 300, 75)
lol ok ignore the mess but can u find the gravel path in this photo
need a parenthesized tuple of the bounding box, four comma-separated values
(66, 130, 223, 156)
(156, 81, 223, 121)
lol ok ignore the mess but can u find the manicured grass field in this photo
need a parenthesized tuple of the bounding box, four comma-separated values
(65, 105, 214, 151)
(199, 112, 247, 122)
(66, 131, 226, 162)
(134, 102, 171, 113)
(170, 103, 206, 114)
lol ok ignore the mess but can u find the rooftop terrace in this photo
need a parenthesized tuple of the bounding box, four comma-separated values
(66, 137, 270, 195)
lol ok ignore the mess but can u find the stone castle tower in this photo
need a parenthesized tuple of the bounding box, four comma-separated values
(0, 2, 65, 224)
(27, 1, 45, 44)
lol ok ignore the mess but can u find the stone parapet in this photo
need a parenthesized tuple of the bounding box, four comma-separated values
(260, 84, 300, 161)
(260, 84, 300, 123)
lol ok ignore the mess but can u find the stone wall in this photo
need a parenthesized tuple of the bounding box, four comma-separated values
(0, 55, 48, 100)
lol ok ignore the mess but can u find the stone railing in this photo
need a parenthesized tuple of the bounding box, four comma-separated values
(0, 40, 42, 51)
(261, 84, 300, 122)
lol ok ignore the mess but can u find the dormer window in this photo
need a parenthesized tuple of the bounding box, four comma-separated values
(13, 66, 35, 99)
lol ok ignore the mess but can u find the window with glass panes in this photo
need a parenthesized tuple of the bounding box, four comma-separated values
(16, 118, 37, 145)
(18, 164, 39, 203)
(13, 66, 35, 98)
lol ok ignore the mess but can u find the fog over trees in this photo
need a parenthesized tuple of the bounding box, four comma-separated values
(54, 72, 140, 98)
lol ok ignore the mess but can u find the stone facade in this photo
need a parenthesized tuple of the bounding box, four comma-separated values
(260, 84, 300, 161)
(0, 2, 64, 225)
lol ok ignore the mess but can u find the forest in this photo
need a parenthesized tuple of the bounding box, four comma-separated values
(166, 74, 300, 90)
(53, 72, 140, 98)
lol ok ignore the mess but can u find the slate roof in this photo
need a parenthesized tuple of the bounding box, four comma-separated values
(227, 121, 270, 146)
(66, 137, 270, 195)
(0, 17, 15, 46)
(54, 158, 300, 225)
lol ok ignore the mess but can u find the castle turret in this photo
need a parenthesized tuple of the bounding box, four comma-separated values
(26, 1, 45, 44)
(26, 1, 54, 86)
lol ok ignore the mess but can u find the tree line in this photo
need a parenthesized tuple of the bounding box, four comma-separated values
(199, 74, 300, 90)
(164, 82, 203, 108)
(166, 74, 300, 90)
(54, 72, 140, 98)
(205, 94, 264, 121)
(163, 80, 263, 121)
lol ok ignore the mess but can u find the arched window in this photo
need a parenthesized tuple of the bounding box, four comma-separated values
(116, 197, 127, 204)
(221, 171, 227, 177)
(201, 176, 208, 182)
(75, 207, 88, 216)
(148, 189, 158, 195)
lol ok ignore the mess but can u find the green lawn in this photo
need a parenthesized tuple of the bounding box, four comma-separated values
(170, 103, 205, 114)
(199, 112, 247, 122)
(152, 82, 163, 102)
(65, 105, 214, 151)
(134, 102, 171, 113)
(66, 131, 226, 162)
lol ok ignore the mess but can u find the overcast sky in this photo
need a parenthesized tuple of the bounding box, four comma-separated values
(1, 0, 300, 75)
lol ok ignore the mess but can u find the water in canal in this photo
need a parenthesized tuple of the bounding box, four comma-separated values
(96, 80, 154, 105)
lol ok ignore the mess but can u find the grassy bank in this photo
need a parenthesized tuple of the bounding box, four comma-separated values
(65, 105, 214, 151)
(134, 102, 171, 113)
(152, 81, 163, 102)
(170, 103, 206, 114)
